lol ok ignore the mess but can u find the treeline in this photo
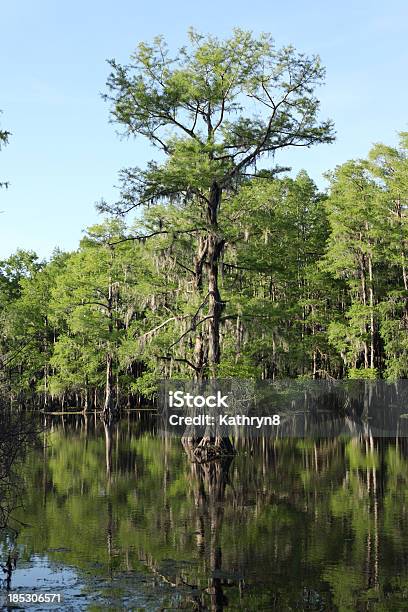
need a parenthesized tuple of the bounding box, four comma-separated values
(0, 30, 407, 410)
(0, 136, 407, 409)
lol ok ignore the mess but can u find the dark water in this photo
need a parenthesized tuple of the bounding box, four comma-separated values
(1, 412, 408, 611)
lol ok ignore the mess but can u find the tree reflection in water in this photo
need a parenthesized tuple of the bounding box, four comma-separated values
(0, 406, 39, 592)
(4, 411, 408, 610)
(83, 416, 408, 609)
(185, 442, 233, 611)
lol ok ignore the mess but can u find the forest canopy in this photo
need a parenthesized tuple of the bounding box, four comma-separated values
(0, 31, 407, 411)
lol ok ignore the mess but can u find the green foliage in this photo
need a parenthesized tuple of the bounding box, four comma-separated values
(2, 135, 407, 404)
(1, 33, 408, 404)
(97, 29, 335, 383)
(322, 142, 408, 375)
(347, 367, 378, 380)
(102, 28, 333, 213)
(129, 371, 158, 398)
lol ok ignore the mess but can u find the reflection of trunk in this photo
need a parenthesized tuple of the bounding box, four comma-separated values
(208, 463, 229, 612)
(372, 466, 379, 589)
(186, 448, 232, 612)
(365, 460, 380, 591)
(107, 500, 113, 580)
(0, 410, 38, 537)
(209, 533, 224, 611)
(103, 419, 113, 476)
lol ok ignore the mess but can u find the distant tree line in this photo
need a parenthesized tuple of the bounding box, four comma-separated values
(0, 31, 407, 412)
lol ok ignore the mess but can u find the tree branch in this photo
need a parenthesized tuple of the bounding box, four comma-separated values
(109, 227, 206, 246)
(159, 355, 200, 372)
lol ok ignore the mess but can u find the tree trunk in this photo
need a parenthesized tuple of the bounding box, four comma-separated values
(206, 180, 225, 377)
(207, 232, 224, 374)
(103, 251, 115, 420)
(184, 180, 232, 455)
(193, 331, 205, 381)
(367, 253, 375, 369)
(193, 235, 207, 292)
(43, 316, 48, 407)
(103, 352, 114, 417)
(360, 253, 369, 368)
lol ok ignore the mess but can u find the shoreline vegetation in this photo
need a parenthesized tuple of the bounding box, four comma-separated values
(0, 30, 407, 434)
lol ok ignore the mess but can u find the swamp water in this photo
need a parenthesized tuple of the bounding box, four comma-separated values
(1, 411, 408, 610)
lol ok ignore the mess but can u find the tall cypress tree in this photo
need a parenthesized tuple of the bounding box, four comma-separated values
(101, 29, 334, 381)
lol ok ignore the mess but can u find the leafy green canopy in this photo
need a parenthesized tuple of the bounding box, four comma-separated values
(101, 28, 334, 215)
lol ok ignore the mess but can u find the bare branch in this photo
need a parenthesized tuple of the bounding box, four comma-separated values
(109, 227, 206, 246)
(167, 315, 214, 350)
(159, 355, 200, 372)
(138, 316, 179, 339)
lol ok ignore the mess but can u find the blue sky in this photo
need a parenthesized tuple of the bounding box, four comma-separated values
(1, 0, 407, 259)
